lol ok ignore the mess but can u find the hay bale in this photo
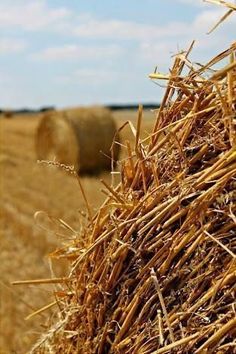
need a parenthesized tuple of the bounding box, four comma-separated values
(28, 43, 236, 354)
(4, 110, 13, 119)
(36, 107, 119, 173)
(16, 9, 236, 353)
(28, 40, 236, 353)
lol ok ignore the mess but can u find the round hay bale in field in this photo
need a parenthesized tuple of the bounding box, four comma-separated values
(4, 110, 13, 119)
(35, 107, 120, 173)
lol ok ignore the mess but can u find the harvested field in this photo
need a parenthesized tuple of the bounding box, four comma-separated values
(0, 109, 156, 353)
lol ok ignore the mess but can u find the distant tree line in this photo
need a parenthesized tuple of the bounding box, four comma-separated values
(0, 106, 55, 116)
(106, 103, 160, 110)
(0, 103, 160, 118)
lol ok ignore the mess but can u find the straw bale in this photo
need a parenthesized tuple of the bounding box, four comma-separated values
(36, 107, 119, 173)
(18, 9, 236, 353)
(28, 40, 236, 353)
(4, 110, 13, 119)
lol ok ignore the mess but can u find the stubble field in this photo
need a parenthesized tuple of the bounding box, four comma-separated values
(0, 108, 155, 353)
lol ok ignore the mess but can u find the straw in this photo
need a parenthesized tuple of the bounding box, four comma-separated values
(17, 2, 236, 352)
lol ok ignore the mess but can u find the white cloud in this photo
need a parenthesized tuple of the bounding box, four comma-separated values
(0, 0, 234, 46)
(73, 17, 189, 41)
(0, 38, 27, 54)
(0, 0, 207, 41)
(31, 44, 123, 61)
(0, 0, 71, 31)
(71, 7, 235, 45)
(138, 7, 236, 66)
(56, 69, 117, 85)
(194, 7, 221, 28)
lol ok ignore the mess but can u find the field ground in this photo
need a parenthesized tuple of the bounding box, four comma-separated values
(0, 108, 156, 353)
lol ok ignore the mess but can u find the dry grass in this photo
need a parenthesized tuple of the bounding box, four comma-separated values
(0, 109, 156, 353)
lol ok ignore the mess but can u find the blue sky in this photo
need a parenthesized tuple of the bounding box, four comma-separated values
(0, 0, 235, 109)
